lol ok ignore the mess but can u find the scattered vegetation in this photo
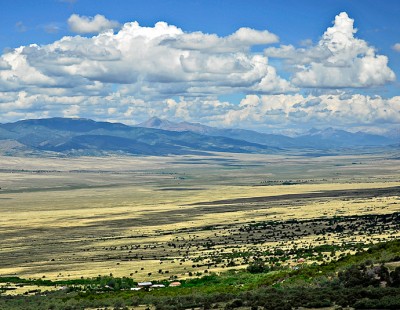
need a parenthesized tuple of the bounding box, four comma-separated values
(1, 240, 400, 309)
(1, 153, 399, 309)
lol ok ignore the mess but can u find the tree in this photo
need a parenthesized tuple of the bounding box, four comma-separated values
(338, 265, 379, 288)
(247, 260, 268, 274)
(390, 267, 400, 287)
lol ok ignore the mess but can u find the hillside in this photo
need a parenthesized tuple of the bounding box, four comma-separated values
(138, 117, 397, 149)
(0, 117, 397, 156)
(0, 118, 277, 156)
(1, 239, 400, 309)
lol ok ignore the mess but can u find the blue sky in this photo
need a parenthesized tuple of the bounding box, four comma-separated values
(0, 0, 399, 134)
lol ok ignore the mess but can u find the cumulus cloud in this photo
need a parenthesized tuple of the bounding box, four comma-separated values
(160, 94, 400, 133)
(2, 87, 399, 135)
(0, 20, 292, 98)
(0, 58, 11, 70)
(0, 14, 397, 135)
(165, 27, 278, 53)
(68, 14, 121, 34)
(265, 12, 396, 88)
(393, 43, 400, 52)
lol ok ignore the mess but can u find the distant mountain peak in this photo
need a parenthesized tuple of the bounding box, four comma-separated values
(138, 117, 175, 129)
(147, 117, 163, 126)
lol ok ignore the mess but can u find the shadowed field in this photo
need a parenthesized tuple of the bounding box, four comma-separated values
(0, 152, 399, 282)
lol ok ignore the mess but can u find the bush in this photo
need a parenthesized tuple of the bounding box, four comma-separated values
(338, 265, 380, 288)
(247, 261, 268, 274)
(226, 299, 243, 308)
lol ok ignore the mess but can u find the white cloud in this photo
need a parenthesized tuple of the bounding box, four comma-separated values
(229, 27, 278, 45)
(165, 27, 278, 53)
(0, 20, 291, 99)
(0, 14, 397, 135)
(1, 86, 399, 134)
(63, 104, 80, 117)
(68, 14, 121, 34)
(0, 58, 11, 70)
(0, 46, 57, 91)
(265, 12, 396, 88)
(161, 94, 400, 132)
(393, 43, 400, 52)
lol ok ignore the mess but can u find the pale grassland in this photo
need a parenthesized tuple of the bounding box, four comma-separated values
(0, 152, 399, 283)
(2, 285, 59, 296)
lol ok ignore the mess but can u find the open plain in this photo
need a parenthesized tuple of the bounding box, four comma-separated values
(0, 151, 399, 284)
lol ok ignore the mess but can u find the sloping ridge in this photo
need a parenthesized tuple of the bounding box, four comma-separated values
(138, 117, 397, 148)
(0, 117, 276, 156)
(0, 117, 397, 156)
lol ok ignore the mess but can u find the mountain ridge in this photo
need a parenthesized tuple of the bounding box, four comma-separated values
(0, 117, 278, 156)
(0, 117, 397, 156)
(137, 117, 396, 148)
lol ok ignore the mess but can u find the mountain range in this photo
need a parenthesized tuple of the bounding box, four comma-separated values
(138, 117, 397, 149)
(0, 117, 397, 156)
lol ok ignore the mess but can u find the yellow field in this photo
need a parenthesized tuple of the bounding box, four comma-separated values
(0, 152, 399, 283)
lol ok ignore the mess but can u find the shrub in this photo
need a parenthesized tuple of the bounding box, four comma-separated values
(247, 260, 268, 274)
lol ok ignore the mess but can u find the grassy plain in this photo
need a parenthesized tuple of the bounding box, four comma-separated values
(0, 151, 399, 285)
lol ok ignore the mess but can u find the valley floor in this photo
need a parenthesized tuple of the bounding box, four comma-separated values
(0, 152, 399, 284)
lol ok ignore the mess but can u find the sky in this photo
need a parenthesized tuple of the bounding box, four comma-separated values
(0, 0, 399, 135)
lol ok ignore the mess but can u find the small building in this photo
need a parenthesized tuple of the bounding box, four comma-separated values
(151, 284, 165, 288)
(130, 287, 142, 291)
(138, 282, 152, 287)
(169, 281, 181, 287)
